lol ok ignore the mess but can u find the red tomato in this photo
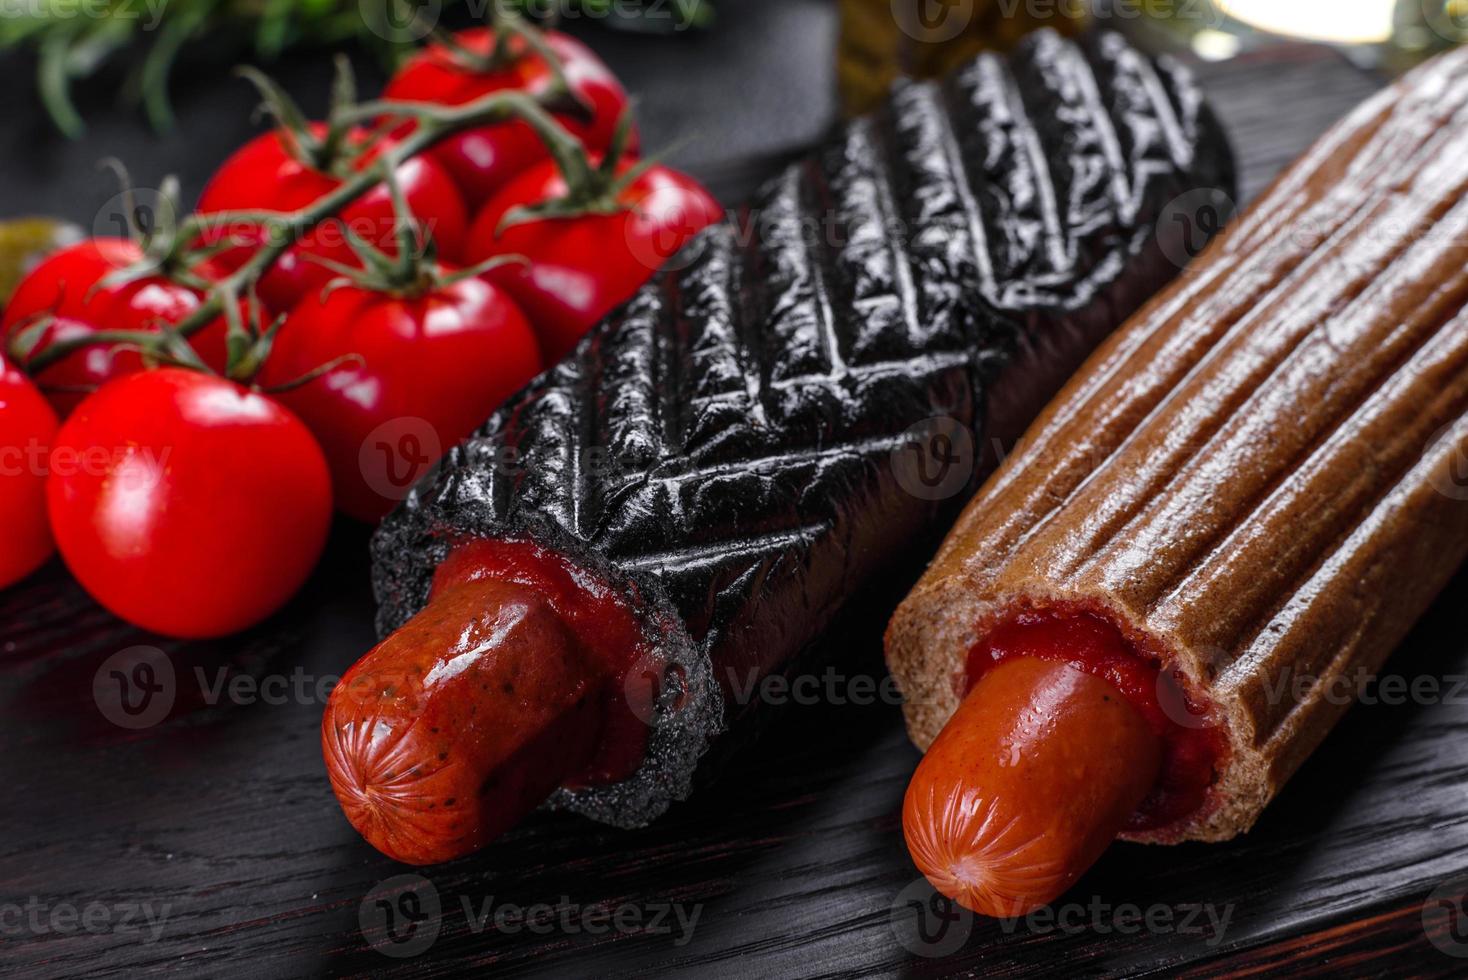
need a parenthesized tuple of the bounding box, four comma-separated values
(383, 27, 634, 209)
(1, 238, 230, 417)
(466, 160, 722, 362)
(196, 125, 468, 312)
(0, 356, 58, 588)
(47, 369, 332, 638)
(259, 273, 541, 522)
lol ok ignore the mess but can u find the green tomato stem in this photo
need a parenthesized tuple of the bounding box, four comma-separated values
(23, 88, 563, 377)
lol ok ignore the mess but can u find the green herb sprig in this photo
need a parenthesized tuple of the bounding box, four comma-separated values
(2, 0, 714, 138)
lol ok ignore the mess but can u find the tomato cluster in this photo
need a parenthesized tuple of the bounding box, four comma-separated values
(1, 238, 232, 415)
(0, 21, 721, 638)
(196, 125, 470, 313)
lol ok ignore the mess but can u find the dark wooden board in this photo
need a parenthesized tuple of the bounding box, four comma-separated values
(2, 10, 1458, 978)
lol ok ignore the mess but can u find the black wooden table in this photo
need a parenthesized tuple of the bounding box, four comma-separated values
(4, 6, 1465, 977)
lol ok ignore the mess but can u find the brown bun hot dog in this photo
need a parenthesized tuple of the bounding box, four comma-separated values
(887, 45, 1468, 912)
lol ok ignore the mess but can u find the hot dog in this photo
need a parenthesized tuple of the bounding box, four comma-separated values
(904, 656, 1160, 917)
(324, 30, 1233, 863)
(324, 539, 652, 864)
(903, 608, 1222, 914)
(887, 44, 1468, 914)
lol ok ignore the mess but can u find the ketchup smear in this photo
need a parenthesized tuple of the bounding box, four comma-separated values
(964, 607, 1226, 834)
(433, 538, 657, 788)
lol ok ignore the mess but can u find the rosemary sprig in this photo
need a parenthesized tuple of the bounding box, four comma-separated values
(3, 0, 715, 138)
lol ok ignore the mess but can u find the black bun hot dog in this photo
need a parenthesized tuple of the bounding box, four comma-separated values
(334, 30, 1235, 860)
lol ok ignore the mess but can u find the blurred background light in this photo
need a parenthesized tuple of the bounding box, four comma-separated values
(1215, 0, 1396, 45)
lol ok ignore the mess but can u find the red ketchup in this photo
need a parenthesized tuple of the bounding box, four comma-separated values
(903, 606, 1225, 917)
(965, 608, 1225, 832)
(322, 539, 654, 864)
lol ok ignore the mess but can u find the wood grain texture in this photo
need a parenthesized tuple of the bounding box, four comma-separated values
(0, 29, 1452, 980)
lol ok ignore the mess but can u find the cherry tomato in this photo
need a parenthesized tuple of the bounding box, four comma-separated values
(196, 125, 468, 313)
(0, 355, 58, 588)
(1, 238, 230, 417)
(467, 160, 721, 362)
(47, 369, 332, 638)
(383, 27, 634, 209)
(259, 272, 541, 522)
